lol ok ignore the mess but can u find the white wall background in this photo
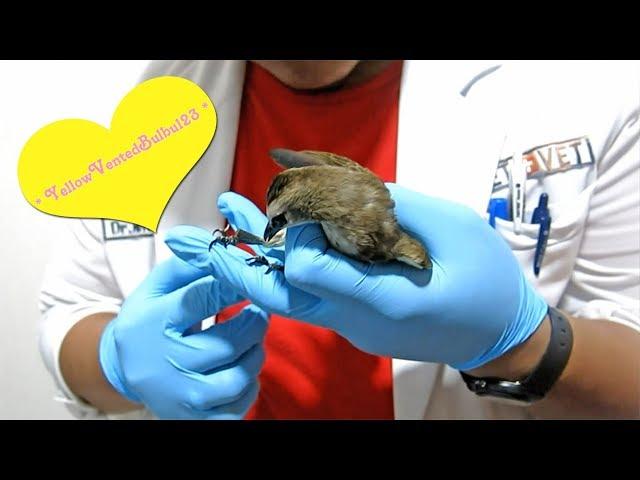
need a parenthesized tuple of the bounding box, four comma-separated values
(0, 61, 149, 419)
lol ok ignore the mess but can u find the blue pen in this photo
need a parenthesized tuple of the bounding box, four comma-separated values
(487, 198, 510, 228)
(531, 193, 551, 276)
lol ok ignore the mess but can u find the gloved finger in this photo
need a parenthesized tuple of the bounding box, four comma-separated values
(138, 255, 212, 296)
(180, 342, 265, 410)
(165, 226, 328, 324)
(165, 275, 244, 333)
(218, 192, 284, 260)
(218, 191, 268, 237)
(190, 381, 260, 420)
(385, 182, 488, 259)
(284, 223, 430, 320)
(170, 304, 268, 372)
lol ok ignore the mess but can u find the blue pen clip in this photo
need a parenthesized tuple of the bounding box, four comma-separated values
(531, 193, 551, 277)
(487, 198, 510, 228)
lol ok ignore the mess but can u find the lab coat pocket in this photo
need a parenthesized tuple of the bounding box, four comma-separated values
(490, 183, 595, 306)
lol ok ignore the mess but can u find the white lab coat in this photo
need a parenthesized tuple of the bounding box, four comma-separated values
(38, 60, 640, 420)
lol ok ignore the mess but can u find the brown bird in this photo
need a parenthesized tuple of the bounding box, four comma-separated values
(211, 149, 430, 271)
(257, 148, 431, 270)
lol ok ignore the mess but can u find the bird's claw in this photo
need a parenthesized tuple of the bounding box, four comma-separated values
(245, 255, 284, 274)
(209, 226, 238, 251)
(209, 227, 283, 274)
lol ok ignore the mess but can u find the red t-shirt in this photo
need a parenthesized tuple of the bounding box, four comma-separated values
(222, 61, 402, 419)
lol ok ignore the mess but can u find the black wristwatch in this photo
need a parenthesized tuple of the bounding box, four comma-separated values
(460, 307, 573, 404)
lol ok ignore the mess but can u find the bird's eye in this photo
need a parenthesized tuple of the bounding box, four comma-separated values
(271, 213, 287, 229)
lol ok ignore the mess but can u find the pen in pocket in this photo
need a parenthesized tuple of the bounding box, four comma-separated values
(531, 193, 551, 277)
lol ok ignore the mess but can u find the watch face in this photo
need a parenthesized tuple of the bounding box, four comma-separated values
(464, 377, 541, 405)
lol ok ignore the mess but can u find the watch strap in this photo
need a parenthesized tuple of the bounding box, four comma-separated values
(460, 307, 573, 402)
(522, 307, 573, 397)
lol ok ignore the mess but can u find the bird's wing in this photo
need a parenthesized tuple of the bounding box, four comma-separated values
(269, 148, 365, 172)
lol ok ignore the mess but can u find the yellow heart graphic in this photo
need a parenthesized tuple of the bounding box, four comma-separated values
(17, 76, 217, 232)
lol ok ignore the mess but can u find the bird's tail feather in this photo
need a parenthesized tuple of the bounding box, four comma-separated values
(392, 234, 431, 269)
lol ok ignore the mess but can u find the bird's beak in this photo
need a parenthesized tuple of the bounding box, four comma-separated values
(263, 220, 283, 242)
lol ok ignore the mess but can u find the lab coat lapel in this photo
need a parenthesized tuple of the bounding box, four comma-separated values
(397, 60, 503, 214)
(106, 61, 246, 296)
(393, 60, 505, 419)
(153, 61, 246, 264)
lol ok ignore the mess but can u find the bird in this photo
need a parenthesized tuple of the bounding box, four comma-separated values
(211, 148, 431, 272)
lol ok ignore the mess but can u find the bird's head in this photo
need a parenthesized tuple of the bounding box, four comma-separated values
(263, 147, 389, 242)
(263, 169, 316, 242)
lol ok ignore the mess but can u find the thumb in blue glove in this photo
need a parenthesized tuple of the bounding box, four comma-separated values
(99, 255, 268, 419)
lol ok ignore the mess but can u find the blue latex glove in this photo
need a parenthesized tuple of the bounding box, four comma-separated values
(99, 256, 267, 419)
(166, 184, 548, 370)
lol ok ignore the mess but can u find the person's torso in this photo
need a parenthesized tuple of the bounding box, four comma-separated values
(220, 61, 404, 419)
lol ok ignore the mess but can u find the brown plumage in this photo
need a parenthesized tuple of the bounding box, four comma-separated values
(264, 148, 431, 269)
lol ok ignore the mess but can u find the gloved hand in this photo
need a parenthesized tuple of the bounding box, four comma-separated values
(166, 184, 548, 370)
(99, 256, 267, 419)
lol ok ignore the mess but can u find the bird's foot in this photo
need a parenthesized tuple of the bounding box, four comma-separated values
(209, 226, 238, 251)
(245, 255, 284, 274)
